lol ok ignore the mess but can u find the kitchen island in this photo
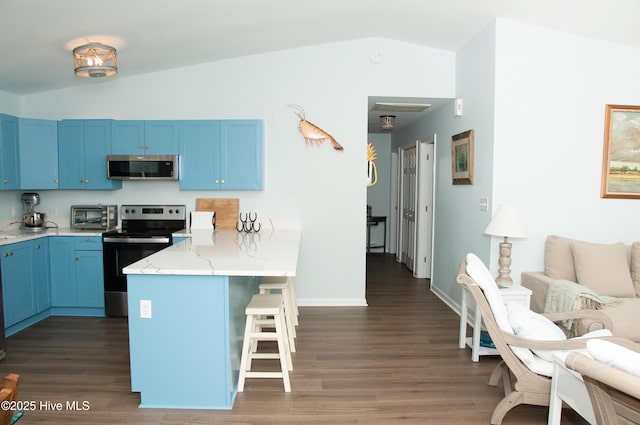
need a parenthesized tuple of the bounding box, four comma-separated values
(123, 229, 300, 410)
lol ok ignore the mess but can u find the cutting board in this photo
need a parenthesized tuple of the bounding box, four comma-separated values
(195, 198, 239, 230)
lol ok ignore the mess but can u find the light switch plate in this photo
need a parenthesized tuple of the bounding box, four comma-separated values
(479, 198, 488, 212)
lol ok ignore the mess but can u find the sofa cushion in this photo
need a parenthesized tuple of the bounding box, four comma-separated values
(571, 241, 635, 298)
(545, 235, 577, 281)
(631, 242, 640, 297)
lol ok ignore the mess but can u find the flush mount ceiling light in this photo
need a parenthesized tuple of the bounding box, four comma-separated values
(380, 115, 396, 131)
(73, 42, 118, 78)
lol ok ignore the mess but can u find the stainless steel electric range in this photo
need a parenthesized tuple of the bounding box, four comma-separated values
(102, 205, 186, 317)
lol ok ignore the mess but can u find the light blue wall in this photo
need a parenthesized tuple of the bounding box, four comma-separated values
(392, 22, 496, 309)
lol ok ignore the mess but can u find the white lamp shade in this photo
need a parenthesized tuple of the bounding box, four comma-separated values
(484, 204, 527, 238)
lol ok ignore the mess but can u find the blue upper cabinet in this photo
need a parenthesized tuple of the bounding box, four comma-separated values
(179, 120, 263, 190)
(179, 120, 221, 190)
(220, 120, 264, 190)
(111, 120, 179, 154)
(111, 120, 145, 154)
(0, 114, 20, 190)
(18, 118, 59, 190)
(58, 120, 122, 190)
(144, 121, 179, 154)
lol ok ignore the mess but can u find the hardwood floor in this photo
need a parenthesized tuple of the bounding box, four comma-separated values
(0, 254, 588, 424)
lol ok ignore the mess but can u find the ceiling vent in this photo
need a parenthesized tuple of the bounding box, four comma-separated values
(372, 102, 431, 113)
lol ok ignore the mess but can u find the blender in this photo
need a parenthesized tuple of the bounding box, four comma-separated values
(21, 192, 46, 231)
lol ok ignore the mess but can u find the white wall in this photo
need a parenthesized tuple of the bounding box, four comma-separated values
(492, 19, 640, 279)
(7, 38, 456, 306)
(366, 133, 392, 251)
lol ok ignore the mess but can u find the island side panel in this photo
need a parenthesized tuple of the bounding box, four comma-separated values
(127, 274, 232, 409)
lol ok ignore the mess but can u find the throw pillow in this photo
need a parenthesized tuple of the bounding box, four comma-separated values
(631, 242, 640, 297)
(571, 241, 635, 298)
(587, 339, 640, 377)
(545, 235, 578, 281)
(507, 302, 566, 361)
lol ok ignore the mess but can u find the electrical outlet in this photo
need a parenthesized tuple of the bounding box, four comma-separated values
(50, 206, 58, 217)
(140, 300, 152, 319)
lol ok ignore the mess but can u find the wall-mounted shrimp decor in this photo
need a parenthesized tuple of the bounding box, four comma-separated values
(287, 104, 344, 151)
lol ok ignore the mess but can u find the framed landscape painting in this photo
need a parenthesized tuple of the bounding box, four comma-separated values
(601, 104, 640, 199)
(452, 130, 474, 185)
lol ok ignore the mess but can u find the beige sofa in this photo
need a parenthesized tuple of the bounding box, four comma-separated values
(521, 235, 640, 342)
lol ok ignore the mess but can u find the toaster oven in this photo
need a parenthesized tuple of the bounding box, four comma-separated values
(70, 205, 118, 230)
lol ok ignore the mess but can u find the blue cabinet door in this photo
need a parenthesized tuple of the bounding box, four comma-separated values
(0, 241, 36, 327)
(178, 121, 221, 190)
(50, 237, 76, 307)
(111, 120, 145, 154)
(32, 238, 51, 312)
(145, 121, 179, 154)
(57, 120, 85, 189)
(75, 250, 104, 308)
(18, 118, 58, 189)
(220, 120, 264, 190)
(83, 120, 121, 189)
(0, 114, 20, 190)
(59, 120, 121, 190)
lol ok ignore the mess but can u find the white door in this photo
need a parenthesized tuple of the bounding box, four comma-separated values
(389, 152, 399, 255)
(414, 140, 434, 279)
(397, 137, 435, 278)
(400, 145, 417, 271)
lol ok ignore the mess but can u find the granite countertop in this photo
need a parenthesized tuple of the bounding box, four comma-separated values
(123, 229, 300, 277)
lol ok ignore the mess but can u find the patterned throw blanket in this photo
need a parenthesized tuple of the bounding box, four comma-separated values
(544, 279, 618, 336)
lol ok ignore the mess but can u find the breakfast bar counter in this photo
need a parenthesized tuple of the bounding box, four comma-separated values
(123, 229, 300, 409)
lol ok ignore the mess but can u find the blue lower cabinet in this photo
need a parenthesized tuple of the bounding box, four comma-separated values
(49, 236, 105, 316)
(1, 239, 51, 336)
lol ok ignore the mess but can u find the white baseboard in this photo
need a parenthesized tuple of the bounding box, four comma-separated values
(297, 298, 368, 307)
(429, 284, 461, 316)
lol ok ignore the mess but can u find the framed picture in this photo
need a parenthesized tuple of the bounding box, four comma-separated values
(452, 130, 474, 185)
(601, 104, 640, 199)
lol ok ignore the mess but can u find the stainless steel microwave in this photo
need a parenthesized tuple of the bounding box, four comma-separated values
(70, 205, 118, 230)
(106, 155, 179, 180)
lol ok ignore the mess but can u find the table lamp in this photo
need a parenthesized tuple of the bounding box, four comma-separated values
(484, 204, 527, 287)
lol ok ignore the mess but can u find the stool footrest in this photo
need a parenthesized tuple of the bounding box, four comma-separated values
(250, 353, 281, 360)
(244, 371, 284, 379)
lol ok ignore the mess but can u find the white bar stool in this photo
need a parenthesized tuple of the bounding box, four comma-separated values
(259, 277, 298, 352)
(238, 294, 292, 392)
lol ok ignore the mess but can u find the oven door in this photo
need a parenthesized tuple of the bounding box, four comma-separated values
(102, 235, 172, 316)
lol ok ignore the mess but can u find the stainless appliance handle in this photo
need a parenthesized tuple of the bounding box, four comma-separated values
(103, 237, 171, 244)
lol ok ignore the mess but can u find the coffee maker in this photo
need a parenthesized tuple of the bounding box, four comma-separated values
(21, 192, 46, 231)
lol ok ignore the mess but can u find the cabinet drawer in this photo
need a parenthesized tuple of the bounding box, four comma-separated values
(74, 236, 102, 251)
